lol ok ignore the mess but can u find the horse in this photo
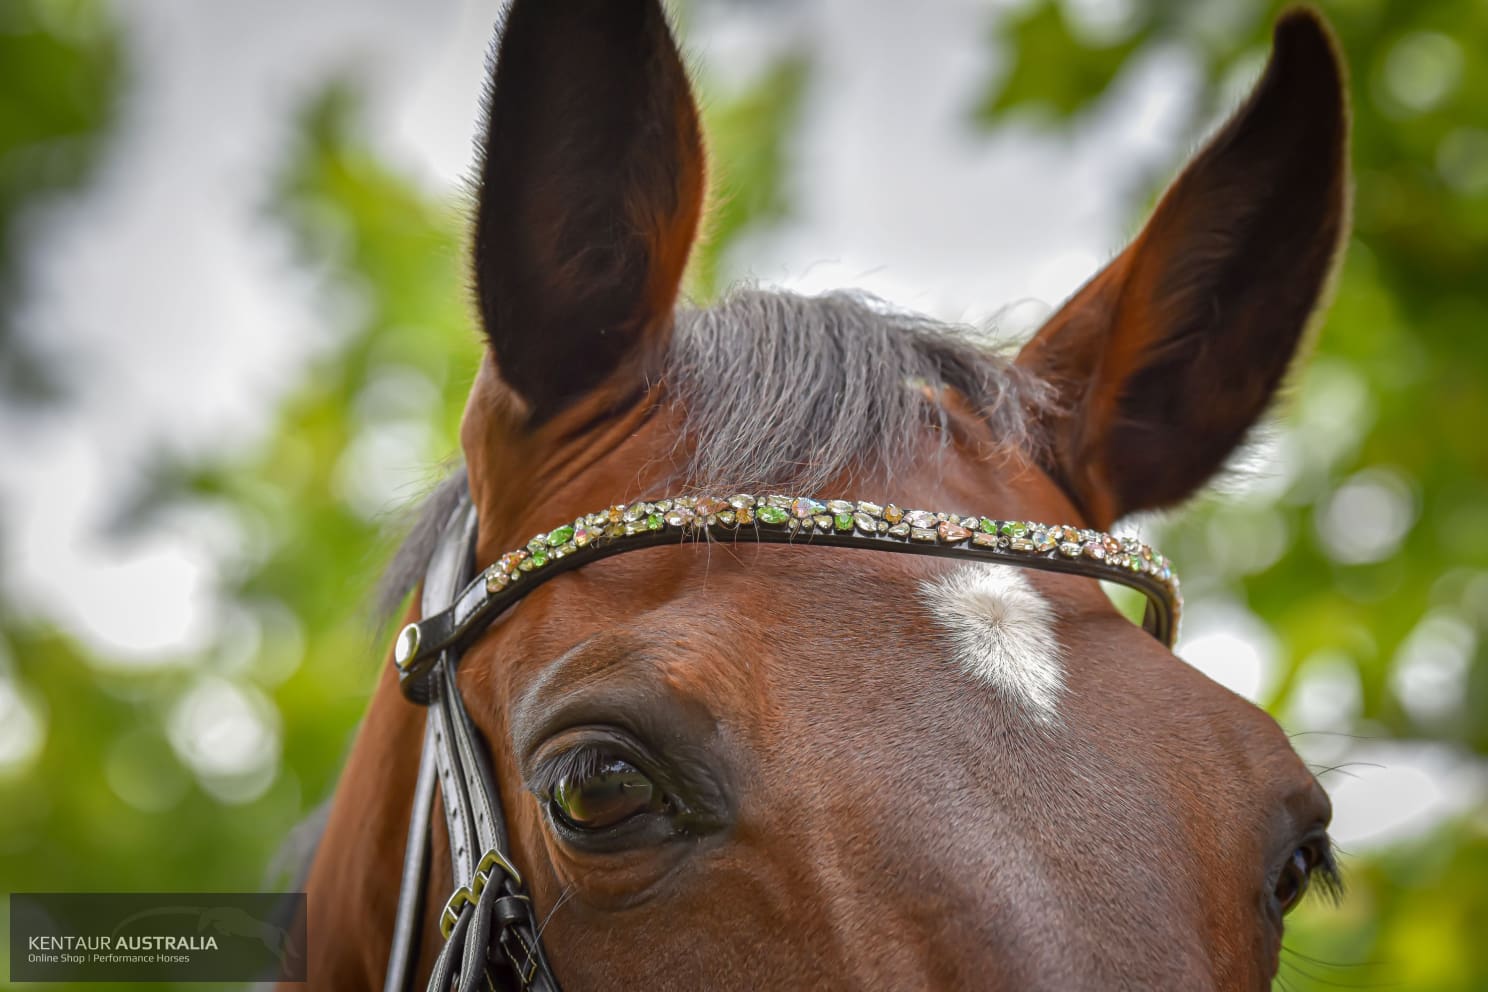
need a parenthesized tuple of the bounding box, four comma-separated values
(298, 2, 1350, 989)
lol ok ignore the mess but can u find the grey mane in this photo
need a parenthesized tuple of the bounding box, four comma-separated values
(375, 287, 1047, 625)
(669, 288, 1044, 493)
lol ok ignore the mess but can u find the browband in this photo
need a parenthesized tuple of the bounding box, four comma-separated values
(394, 494, 1181, 700)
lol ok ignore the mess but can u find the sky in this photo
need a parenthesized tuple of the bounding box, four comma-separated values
(3, 0, 1480, 848)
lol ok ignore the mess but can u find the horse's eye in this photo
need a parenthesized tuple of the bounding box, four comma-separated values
(1274, 847, 1313, 915)
(551, 757, 658, 830)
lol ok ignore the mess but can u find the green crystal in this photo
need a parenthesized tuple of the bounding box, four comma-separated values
(834, 512, 854, 531)
(980, 518, 998, 534)
(529, 549, 549, 568)
(545, 525, 575, 547)
(757, 505, 789, 525)
(646, 513, 664, 531)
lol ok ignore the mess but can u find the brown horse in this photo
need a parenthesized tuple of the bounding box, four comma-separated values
(301, 2, 1349, 989)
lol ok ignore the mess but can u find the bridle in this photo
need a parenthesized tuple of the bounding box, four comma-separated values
(382, 492, 1182, 992)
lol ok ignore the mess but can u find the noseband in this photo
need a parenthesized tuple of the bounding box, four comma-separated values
(384, 493, 1182, 992)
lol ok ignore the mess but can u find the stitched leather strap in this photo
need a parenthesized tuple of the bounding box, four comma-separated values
(385, 493, 559, 992)
(384, 733, 437, 992)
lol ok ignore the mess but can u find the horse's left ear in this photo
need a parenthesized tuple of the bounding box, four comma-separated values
(473, 0, 705, 422)
(1016, 8, 1349, 527)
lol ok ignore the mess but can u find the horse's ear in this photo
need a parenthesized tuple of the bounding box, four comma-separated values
(473, 0, 705, 422)
(1016, 9, 1349, 527)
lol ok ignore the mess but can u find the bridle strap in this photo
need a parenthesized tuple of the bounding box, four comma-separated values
(386, 495, 557, 992)
(393, 495, 1182, 701)
(384, 729, 436, 992)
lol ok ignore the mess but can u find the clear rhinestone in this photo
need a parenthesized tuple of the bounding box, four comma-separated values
(794, 497, 827, 519)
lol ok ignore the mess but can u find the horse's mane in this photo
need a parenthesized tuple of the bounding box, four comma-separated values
(669, 288, 1045, 492)
(375, 288, 1048, 627)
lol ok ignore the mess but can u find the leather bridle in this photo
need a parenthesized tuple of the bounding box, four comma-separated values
(382, 491, 1181, 992)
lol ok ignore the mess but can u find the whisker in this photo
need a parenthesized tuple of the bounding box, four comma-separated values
(1288, 731, 1381, 743)
(535, 883, 577, 943)
(1281, 945, 1379, 969)
(1278, 948, 1396, 989)
(1308, 761, 1384, 782)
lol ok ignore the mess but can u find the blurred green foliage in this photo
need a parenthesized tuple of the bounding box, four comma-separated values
(688, 52, 809, 300)
(0, 0, 120, 402)
(981, 1, 1488, 988)
(1, 1, 1485, 990)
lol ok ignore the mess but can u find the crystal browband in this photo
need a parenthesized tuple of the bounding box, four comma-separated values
(393, 494, 1182, 699)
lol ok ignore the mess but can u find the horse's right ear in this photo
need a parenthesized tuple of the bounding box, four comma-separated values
(473, 0, 705, 423)
(1016, 8, 1349, 528)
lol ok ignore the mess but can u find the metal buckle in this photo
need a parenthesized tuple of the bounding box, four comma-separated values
(439, 883, 478, 939)
(438, 847, 525, 939)
(475, 847, 522, 888)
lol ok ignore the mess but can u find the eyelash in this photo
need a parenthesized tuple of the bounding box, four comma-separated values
(526, 745, 618, 801)
(1307, 835, 1344, 903)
